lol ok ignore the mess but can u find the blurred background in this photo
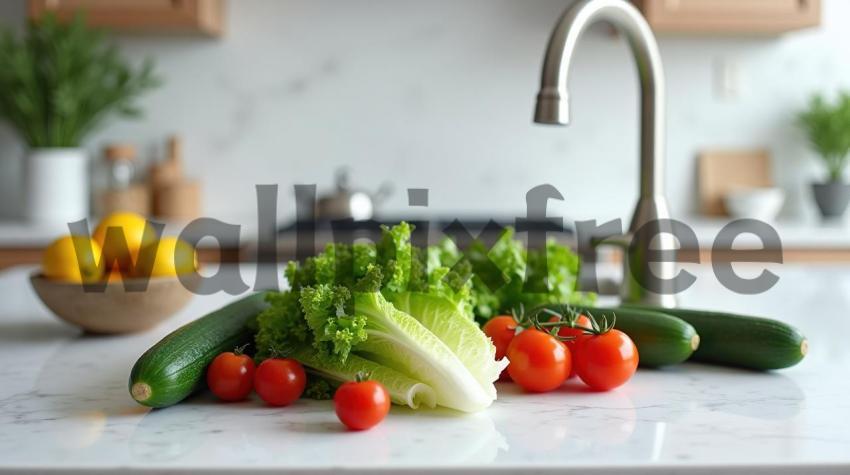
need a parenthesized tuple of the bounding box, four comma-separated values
(1, 0, 849, 265)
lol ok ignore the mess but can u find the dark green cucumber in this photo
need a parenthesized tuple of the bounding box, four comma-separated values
(566, 305, 699, 367)
(625, 305, 807, 370)
(129, 292, 269, 408)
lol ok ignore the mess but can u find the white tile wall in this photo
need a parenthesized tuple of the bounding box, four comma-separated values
(1, 0, 849, 225)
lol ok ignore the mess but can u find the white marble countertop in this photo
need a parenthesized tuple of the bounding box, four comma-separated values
(1, 263, 849, 474)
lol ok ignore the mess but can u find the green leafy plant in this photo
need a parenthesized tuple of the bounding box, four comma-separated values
(798, 92, 850, 182)
(0, 14, 160, 147)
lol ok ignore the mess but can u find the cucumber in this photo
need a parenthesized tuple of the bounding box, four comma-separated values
(563, 305, 699, 367)
(625, 305, 807, 370)
(129, 292, 269, 408)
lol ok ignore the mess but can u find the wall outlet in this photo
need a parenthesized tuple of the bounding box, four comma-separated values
(714, 57, 741, 101)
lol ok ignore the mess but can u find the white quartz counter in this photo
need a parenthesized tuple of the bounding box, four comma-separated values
(1, 263, 849, 474)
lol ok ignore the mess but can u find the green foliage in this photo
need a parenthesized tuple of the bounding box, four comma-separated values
(0, 13, 160, 147)
(430, 227, 595, 322)
(300, 284, 368, 361)
(254, 222, 592, 410)
(302, 377, 333, 400)
(798, 92, 850, 182)
(255, 223, 508, 412)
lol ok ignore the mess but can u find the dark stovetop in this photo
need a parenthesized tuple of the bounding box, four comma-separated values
(251, 217, 577, 260)
(277, 217, 574, 242)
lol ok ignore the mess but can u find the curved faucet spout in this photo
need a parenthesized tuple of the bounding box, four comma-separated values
(534, 0, 665, 199)
(533, 0, 676, 307)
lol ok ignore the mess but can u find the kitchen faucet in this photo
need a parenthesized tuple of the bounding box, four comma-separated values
(534, 0, 677, 307)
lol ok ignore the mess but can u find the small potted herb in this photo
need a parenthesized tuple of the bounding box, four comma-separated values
(798, 92, 850, 218)
(0, 14, 159, 222)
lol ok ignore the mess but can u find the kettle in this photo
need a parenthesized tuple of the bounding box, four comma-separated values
(316, 168, 392, 221)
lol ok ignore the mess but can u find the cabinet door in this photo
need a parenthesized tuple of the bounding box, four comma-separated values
(28, 0, 225, 36)
(636, 0, 820, 34)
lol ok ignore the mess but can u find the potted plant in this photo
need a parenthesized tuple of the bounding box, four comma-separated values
(0, 14, 159, 222)
(798, 92, 850, 218)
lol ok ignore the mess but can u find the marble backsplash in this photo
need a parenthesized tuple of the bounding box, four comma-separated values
(1, 0, 849, 225)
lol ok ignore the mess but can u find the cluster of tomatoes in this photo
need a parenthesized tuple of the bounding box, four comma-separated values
(483, 310, 639, 393)
(206, 351, 390, 430)
(205, 309, 634, 432)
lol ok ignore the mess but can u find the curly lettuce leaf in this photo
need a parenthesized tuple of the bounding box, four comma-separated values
(255, 290, 309, 358)
(299, 284, 367, 361)
(400, 237, 475, 318)
(376, 222, 414, 293)
(302, 376, 333, 400)
(450, 228, 595, 321)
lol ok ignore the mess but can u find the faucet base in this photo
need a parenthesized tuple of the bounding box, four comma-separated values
(620, 196, 678, 308)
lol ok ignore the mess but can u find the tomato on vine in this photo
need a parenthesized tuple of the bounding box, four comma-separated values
(574, 328, 638, 391)
(547, 311, 592, 378)
(506, 329, 571, 393)
(538, 307, 639, 391)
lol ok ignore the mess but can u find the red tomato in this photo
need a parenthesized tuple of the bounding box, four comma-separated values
(207, 351, 255, 401)
(506, 329, 571, 393)
(549, 314, 592, 378)
(254, 358, 306, 406)
(334, 380, 391, 430)
(483, 315, 517, 381)
(483, 316, 517, 359)
(574, 329, 639, 391)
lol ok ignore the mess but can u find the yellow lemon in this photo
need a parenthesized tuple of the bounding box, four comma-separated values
(92, 212, 152, 270)
(42, 235, 103, 283)
(140, 237, 198, 277)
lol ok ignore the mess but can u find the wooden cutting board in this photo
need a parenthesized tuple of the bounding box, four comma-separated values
(698, 149, 773, 216)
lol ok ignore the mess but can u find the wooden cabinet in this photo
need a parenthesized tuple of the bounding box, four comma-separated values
(635, 0, 820, 34)
(28, 0, 225, 37)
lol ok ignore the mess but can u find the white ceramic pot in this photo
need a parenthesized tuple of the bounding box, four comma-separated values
(25, 148, 89, 223)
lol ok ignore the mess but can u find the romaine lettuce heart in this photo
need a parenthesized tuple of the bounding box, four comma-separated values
(352, 291, 497, 413)
(389, 292, 507, 398)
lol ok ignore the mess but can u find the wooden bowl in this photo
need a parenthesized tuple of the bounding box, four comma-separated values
(30, 273, 198, 334)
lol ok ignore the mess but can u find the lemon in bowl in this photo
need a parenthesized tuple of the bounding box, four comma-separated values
(42, 235, 103, 283)
(142, 236, 199, 277)
(92, 211, 154, 270)
(32, 222, 200, 334)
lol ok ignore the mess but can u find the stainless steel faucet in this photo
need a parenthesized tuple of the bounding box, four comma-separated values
(534, 0, 677, 307)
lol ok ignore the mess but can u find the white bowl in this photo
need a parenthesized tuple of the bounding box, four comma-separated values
(724, 187, 785, 222)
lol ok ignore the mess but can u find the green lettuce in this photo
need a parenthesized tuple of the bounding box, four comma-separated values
(255, 284, 437, 409)
(430, 227, 594, 321)
(390, 292, 500, 396)
(255, 222, 590, 412)
(255, 223, 506, 413)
